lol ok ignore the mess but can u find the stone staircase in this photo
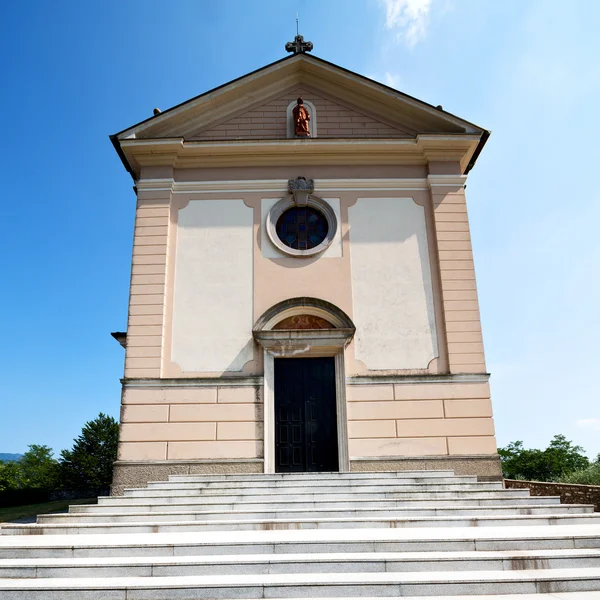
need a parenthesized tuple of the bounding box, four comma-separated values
(1, 470, 600, 598)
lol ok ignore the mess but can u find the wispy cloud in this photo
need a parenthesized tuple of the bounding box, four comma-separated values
(384, 72, 402, 88)
(577, 419, 600, 431)
(365, 71, 402, 90)
(381, 0, 432, 48)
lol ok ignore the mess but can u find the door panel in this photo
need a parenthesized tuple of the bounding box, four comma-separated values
(274, 357, 339, 473)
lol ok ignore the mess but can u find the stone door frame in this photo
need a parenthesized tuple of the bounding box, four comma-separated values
(253, 298, 355, 474)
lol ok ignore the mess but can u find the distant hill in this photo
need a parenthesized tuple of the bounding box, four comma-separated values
(0, 453, 23, 462)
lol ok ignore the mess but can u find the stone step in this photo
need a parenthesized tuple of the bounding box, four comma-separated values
(99, 489, 534, 505)
(1, 469, 597, 598)
(197, 595, 600, 600)
(3, 513, 600, 536)
(146, 476, 479, 489)
(37, 504, 594, 525)
(2, 549, 600, 578)
(168, 470, 458, 482)
(122, 482, 506, 497)
(1, 567, 600, 598)
(76, 496, 561, 513)
(2, 525, 599, 558)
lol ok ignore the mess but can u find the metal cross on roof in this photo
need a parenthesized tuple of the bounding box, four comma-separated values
(285, 34, 313, 55)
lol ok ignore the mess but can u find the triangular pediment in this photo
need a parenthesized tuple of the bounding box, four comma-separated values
(187, 84, 413, 141)
(114, 54, 485, 142)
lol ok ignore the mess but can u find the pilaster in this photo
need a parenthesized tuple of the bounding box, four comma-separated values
(428, 169, 486, 374)
(124, 173, 173, 378)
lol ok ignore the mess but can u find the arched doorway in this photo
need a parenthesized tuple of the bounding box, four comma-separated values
(253, 298, 355, 473)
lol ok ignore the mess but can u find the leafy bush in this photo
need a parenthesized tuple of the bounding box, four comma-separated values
(560, 461, 600, 485)
(0, 461, 20, 493)
(498, 435, 589, 481)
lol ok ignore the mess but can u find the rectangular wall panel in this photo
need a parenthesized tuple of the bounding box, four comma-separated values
(171, 200, 254, 372)
(349, 197, 437, 370)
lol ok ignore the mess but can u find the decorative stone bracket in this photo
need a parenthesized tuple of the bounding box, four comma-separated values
(288, 176, 314, 206)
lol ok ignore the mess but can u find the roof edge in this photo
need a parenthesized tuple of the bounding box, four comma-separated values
(110, 53, 490, 179)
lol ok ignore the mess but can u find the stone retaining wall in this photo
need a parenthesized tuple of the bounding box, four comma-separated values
(504, 479, 600, 512)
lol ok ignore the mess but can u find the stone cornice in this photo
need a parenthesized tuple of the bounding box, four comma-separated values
(136, 178, 433, 193)
(136, 175, 468, 195)
(121, 377, 264, 388)
(347, 373, 490, 385)
(137, 177, 432, 193)
(121, 135, 480, 179)
(120, 372, 489, 388)
(427, 174, 468, 188)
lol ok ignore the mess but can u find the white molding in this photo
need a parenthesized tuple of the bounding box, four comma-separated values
(122, 377, 263, 388)
(346, 373, 489, 385)
(120, 136, 481, 153)
(120, 136, 481, 176)
(427, 174, 468, 188)
(121, 372, 488, 388)
(335, 353, 350, 472)
(263, 350, 275, 474)
(137, 178, 431, 194)
(136, 178, 174, 192)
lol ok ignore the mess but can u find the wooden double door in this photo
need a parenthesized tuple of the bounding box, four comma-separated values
(274, 357, 339, 473)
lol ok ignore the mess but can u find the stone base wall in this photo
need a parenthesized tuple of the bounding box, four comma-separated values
(351, 455, 503, 481)
(111, 454, 502, 494)
(504, 479, 600, 512)
(111, 459, 263, 496)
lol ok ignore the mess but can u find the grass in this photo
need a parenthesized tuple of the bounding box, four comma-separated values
(0, 498, 97, 523)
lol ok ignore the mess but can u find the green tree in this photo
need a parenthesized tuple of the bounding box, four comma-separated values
(498, 435, 589, 481)
(0, 461, 20, 492)
(498, 441, 546, 480)
(59, 413, 119, 489)
(544, 434, 589, 476)
(17, 445, 60, 489)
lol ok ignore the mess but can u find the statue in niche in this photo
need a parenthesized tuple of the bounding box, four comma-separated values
(293, 97, 311, 137)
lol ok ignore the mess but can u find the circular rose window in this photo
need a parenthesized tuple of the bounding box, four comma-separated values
(266, 195, 337, 258)
(275, 207, 329, 251)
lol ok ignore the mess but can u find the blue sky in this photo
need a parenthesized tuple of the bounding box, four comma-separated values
(1, 0, 598, 459)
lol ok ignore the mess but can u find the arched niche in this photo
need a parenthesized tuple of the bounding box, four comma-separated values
(286, 99, 317, 138)
(254, 297, 355, 333)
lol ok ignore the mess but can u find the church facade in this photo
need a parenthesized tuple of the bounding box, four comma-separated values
(110, 42, 501, 494)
